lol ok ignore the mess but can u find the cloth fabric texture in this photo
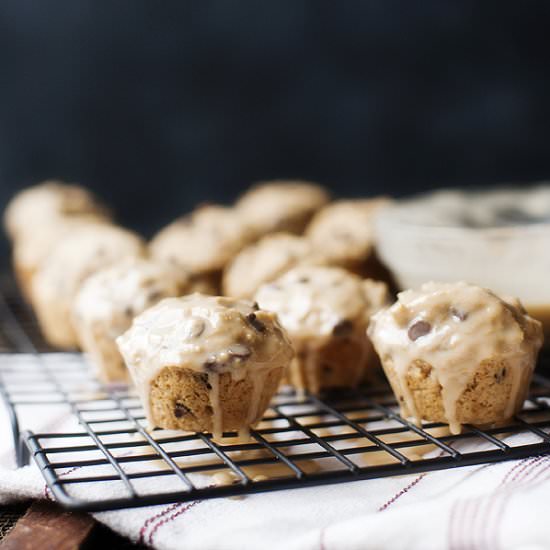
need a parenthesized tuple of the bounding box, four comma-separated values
(0, 354, 548, 550)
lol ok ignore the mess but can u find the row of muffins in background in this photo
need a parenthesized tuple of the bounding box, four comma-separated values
(3, 181, 544, 440)
(3, 180, 390, 397)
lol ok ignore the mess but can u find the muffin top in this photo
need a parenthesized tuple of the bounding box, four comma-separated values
(32, 224, 146, 305)
(235, 180, 330, 237)
(306, 198, 391, 265)
(368, 281, 543, 430)
(73, 257, 180, 329)
(222, 233, 317, 299)
(255, 265, 389, 342)
(4, 180, 110, 241)
(149, 205, 254, 274)
(13, 216, 111, 276)
(369, 281, 542, 357)
(117, 294, 293, 379)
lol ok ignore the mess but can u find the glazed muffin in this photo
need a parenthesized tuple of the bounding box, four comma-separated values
(12, 216, 110, 302)
(222, 233, 318, 299)
(235, 180, 330, 238)
(149, 204, 254, 293)
(117, 295, 294, 438)
(31, 225, 146, 349)
(368, 281, 544, 434)
(305, 198, 392, 279)
(3, 180, 110, 241)
(73, 258, 181, 383)
(255, 266, 389, 394)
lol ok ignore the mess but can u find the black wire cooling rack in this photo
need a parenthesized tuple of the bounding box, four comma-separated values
(1, 273, 550, 512)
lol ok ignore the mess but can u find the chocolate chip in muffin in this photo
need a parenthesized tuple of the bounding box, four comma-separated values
(408, 320, 431, 341)
(298, 277, 309, 283)
(252, 301, 260, 311)
(332, 319, 353, 337)
(124, 306, 134, 318)
(186, 319, 205, 338)
(246, 313, 266, 333)
(174, 402, 191, 418)
(450, 307, 468, 322)
(495, 367, 507, 383)
(204, 358, 219, 371)
(147, 289, 163, 303)
(227, 344, 251, 359)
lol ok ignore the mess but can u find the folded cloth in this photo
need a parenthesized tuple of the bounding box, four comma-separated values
(0, 354, 549, 550)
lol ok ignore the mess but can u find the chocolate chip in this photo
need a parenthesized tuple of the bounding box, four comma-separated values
(198, 373, 212, 389)
(147, 290, 163, 303)
(124, 306, 133, 318)
(246, 313, 266, 333)
(186, 319, 205, 338)
(204, 358, 219, 371)
(174, 402, 190, 418)
(321, 363, 333, 374)
(252, 301, 260, 311)
(227, 344, 251, 359)
(298, 277, 309, 283)
(495, 368, 507, 383)
(332, 319, 353, 337)
(408, 320, 431, 341)
(450, 307, 468, 322)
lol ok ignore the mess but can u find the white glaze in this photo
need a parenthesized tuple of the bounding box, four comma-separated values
(4, 180, 109, 241)
(73, 257, 181, 380)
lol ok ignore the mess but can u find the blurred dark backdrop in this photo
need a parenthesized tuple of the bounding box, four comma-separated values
(1, 1, 550, 253)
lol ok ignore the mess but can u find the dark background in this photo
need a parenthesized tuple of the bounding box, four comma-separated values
(1, 1, 550, 255)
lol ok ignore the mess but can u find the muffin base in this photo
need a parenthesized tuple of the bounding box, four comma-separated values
(148, 366, 285, 436)
(289, 336, 375, 395)
(77, 323, 130, 383)
(383, 357, 534, 431)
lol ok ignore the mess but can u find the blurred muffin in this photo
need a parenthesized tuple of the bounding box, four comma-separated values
(3, 180, 110, 241)
(255, 265, 389, 394)
(368, 281, 543, 434)
(235, 180, 330, 238)
(222, 233, 318, 299)
(305, 198, 392, 279)
(12, 216, 111, 302)
(31, 225, 146, 349)
(149, 205, 254, 293)
(73, 258, 181, 383)
(117, 295, 294, 438)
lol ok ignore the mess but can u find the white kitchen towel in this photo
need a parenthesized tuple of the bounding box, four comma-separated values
(0, 354, 549, 550)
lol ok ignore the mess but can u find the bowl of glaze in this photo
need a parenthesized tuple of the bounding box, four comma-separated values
(374, 185, 550, 335)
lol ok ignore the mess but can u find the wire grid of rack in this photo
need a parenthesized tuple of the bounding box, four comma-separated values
(1, 273, 550, 512)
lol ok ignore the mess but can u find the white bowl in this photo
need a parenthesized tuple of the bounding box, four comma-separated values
(374, 186, 550, 332)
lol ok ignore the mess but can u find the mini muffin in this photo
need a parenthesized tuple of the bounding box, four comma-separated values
(235, 180, 330, 238)
(73, 258, 181, 383)
(117, 295, 294, 438)
(3, 180, 110, 241)
(368, 281, 543, 434)
(222, 233, 318, 299)
(255, 266, 389, 394)
(12, 216, 111, 302)
(149, 204, 254, 293)
(31, 225, 146, 349)
(305, 198, 392, 279)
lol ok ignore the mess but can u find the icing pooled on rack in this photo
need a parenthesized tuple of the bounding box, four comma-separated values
(117, 294, 294, 439)
(368, 281, 543, 433)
